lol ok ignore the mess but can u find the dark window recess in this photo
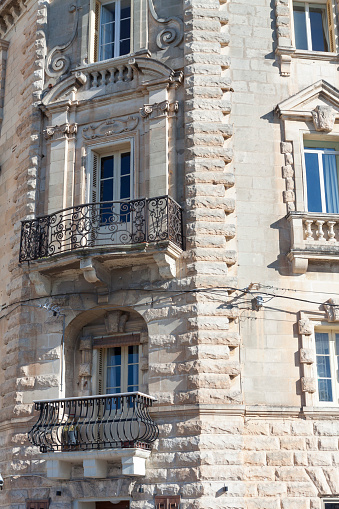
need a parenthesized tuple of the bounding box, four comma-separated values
(26, 500, 49, 509)
(155, 496, 180, 509)
(96, 502, 129, 509)
(325, 504, 339, 509)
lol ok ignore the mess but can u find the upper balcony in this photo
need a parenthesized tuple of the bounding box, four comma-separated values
(287, 211, 339, 273)
(28, 392, 158, 478)
(19, 195, 184, 283)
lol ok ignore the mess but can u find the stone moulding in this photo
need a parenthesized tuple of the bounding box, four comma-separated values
(45, 3, 79, 79)
(148, 0, 184, 49)
(82, 116, 139, 140)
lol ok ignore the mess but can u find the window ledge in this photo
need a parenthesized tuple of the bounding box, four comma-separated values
(287, 211, 339, 273)
(77, 50, 151, 73)
(45, 448, 151, 479)
(276, 46, 338, 76)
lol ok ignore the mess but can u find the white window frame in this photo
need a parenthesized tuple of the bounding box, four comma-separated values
(89, 0, 133, 63)
(87, 139, 135, 205)
(314, 327, 339, 406)
(92, 344, 140, 395)
(99, 0, 131, 61)
(303, 145, 339, 212)
(291, 0, 333, 52)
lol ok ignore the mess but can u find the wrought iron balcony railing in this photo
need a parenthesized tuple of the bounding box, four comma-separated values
(19, 195, 183, 262)
(28, 392, 158, 453)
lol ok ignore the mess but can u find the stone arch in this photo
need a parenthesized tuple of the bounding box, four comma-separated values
(64, 306, 148, 398)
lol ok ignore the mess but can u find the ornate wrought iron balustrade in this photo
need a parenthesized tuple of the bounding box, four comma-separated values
(19, 195, 183, 262)
(28, 392, 158, 453)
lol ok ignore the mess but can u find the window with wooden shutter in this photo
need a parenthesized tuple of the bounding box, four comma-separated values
(155, 496, 180, 509)
(26, 500, 49, 509)
(94, 0, 100, 62)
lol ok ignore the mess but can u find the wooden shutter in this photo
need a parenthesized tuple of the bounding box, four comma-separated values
(327, 0, 335, 52)
(94, 1, 100, 62)
(92, 152, 99, 203)
(97, 347, 104, 395)
(155, 497, 180, 509)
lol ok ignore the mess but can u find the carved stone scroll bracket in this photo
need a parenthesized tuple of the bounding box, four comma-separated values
(105, 310, 129, 334)
(80, 258, 110, 292)
(140, 101, 179, 120)
(148, 0, 183, 49)
(312, 105, 336, 132)
(29, 271, 51, 297)
(324, 298, 339, 322)
(153, 253, 177, 279)
(44, 122, 78, 141)
(82, 115, 139, 140)
(45, 3, 80, 79)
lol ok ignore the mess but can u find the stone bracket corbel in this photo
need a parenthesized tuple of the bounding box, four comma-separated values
(80, 258, 110, 290)
(29, 271, 52, 297)
(153, 252, 177, 279)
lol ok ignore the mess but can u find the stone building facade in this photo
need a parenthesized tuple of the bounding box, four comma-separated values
(1, 0, 339, 508)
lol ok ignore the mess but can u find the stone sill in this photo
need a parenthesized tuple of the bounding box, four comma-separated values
(45, 448, 151, 479)
(74, 50, 151, 75)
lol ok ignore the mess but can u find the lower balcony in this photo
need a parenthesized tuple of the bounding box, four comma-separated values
(287, 212, 339, 273)
(19, 196, 183, 286)
(28, 392, 158, 478)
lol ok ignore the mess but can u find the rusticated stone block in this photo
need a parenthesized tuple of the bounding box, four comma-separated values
(301, 377, 316, 393)
(300, 348, 315, 364)
(298, 318, 313, 335)
(266, 451, 293, 466)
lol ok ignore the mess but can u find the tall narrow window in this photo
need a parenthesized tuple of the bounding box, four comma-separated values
(293, 2, 334, 52)
(315, 331, 339, 403)
(98, 345, 139, 394)
(95, 0, 131, 61)
(304, 141, 339, 213)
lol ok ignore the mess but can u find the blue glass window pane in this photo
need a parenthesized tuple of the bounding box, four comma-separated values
(100, 181, 114, 202)
(121, 153, 130, 175)
(305, 152, 322, 212)
(120, 176, 130, 200)
(293, 6, 308, 50)
(120, 38, 130, 56)
(323, 153, 339, 213)
(128, 364, 139, 388)
(101, 156, 114, 179)
(121, 0, 131, 19)
(315, 332, 330, 355)
(128, 345, 139, 363)
(336, 334, 339, 354)
(101, 22, 115, 46)
(318, 378, 333, 402)
(316, 355, 331, 378)
(107, 347, 121, 365)
(310, 8, 327, 52)
(101, 4, 115, 23)
(120, 18, 130, 39)
(107, 366, 121, 388)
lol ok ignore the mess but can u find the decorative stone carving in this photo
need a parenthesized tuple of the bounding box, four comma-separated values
(78, 335, 93, 395)
(82, 116, 139, 140)
(324, 298, 339, 322)
(140, 101, 179, 119)
(300, 348, 315, 364)
(312, 105, 336, 132)
(298, 318, 313, 335)
(280, 141, 295, 212)
(44, 123, 77, 141)
(105, 310, 129, 334)
(0, 0, 27, 38)
(45, 4, 79, 78)
(301, 377, 316, 393)
(148, 0, 183, 49)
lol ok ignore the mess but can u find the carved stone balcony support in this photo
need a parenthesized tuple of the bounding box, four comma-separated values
(287, 212, 339, 273)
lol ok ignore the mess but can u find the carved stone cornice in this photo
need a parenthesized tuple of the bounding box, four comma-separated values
(140, 100, 179, 120)
(44, 122, 78, 141)
(82, 115, 139, 140)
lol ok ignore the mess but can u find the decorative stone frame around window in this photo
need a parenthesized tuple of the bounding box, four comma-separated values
(276, 79, 339, 273)
(298, 305, 339, 415)
(275, 0, 338, 76)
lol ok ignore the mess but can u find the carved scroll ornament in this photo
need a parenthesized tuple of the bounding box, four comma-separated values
(82, 116, 139, 140)
(148, 0, 183, 49)
(45, 4, 79, 78)
(324, 298, 339, 322)
(312, 105, 336, 132)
